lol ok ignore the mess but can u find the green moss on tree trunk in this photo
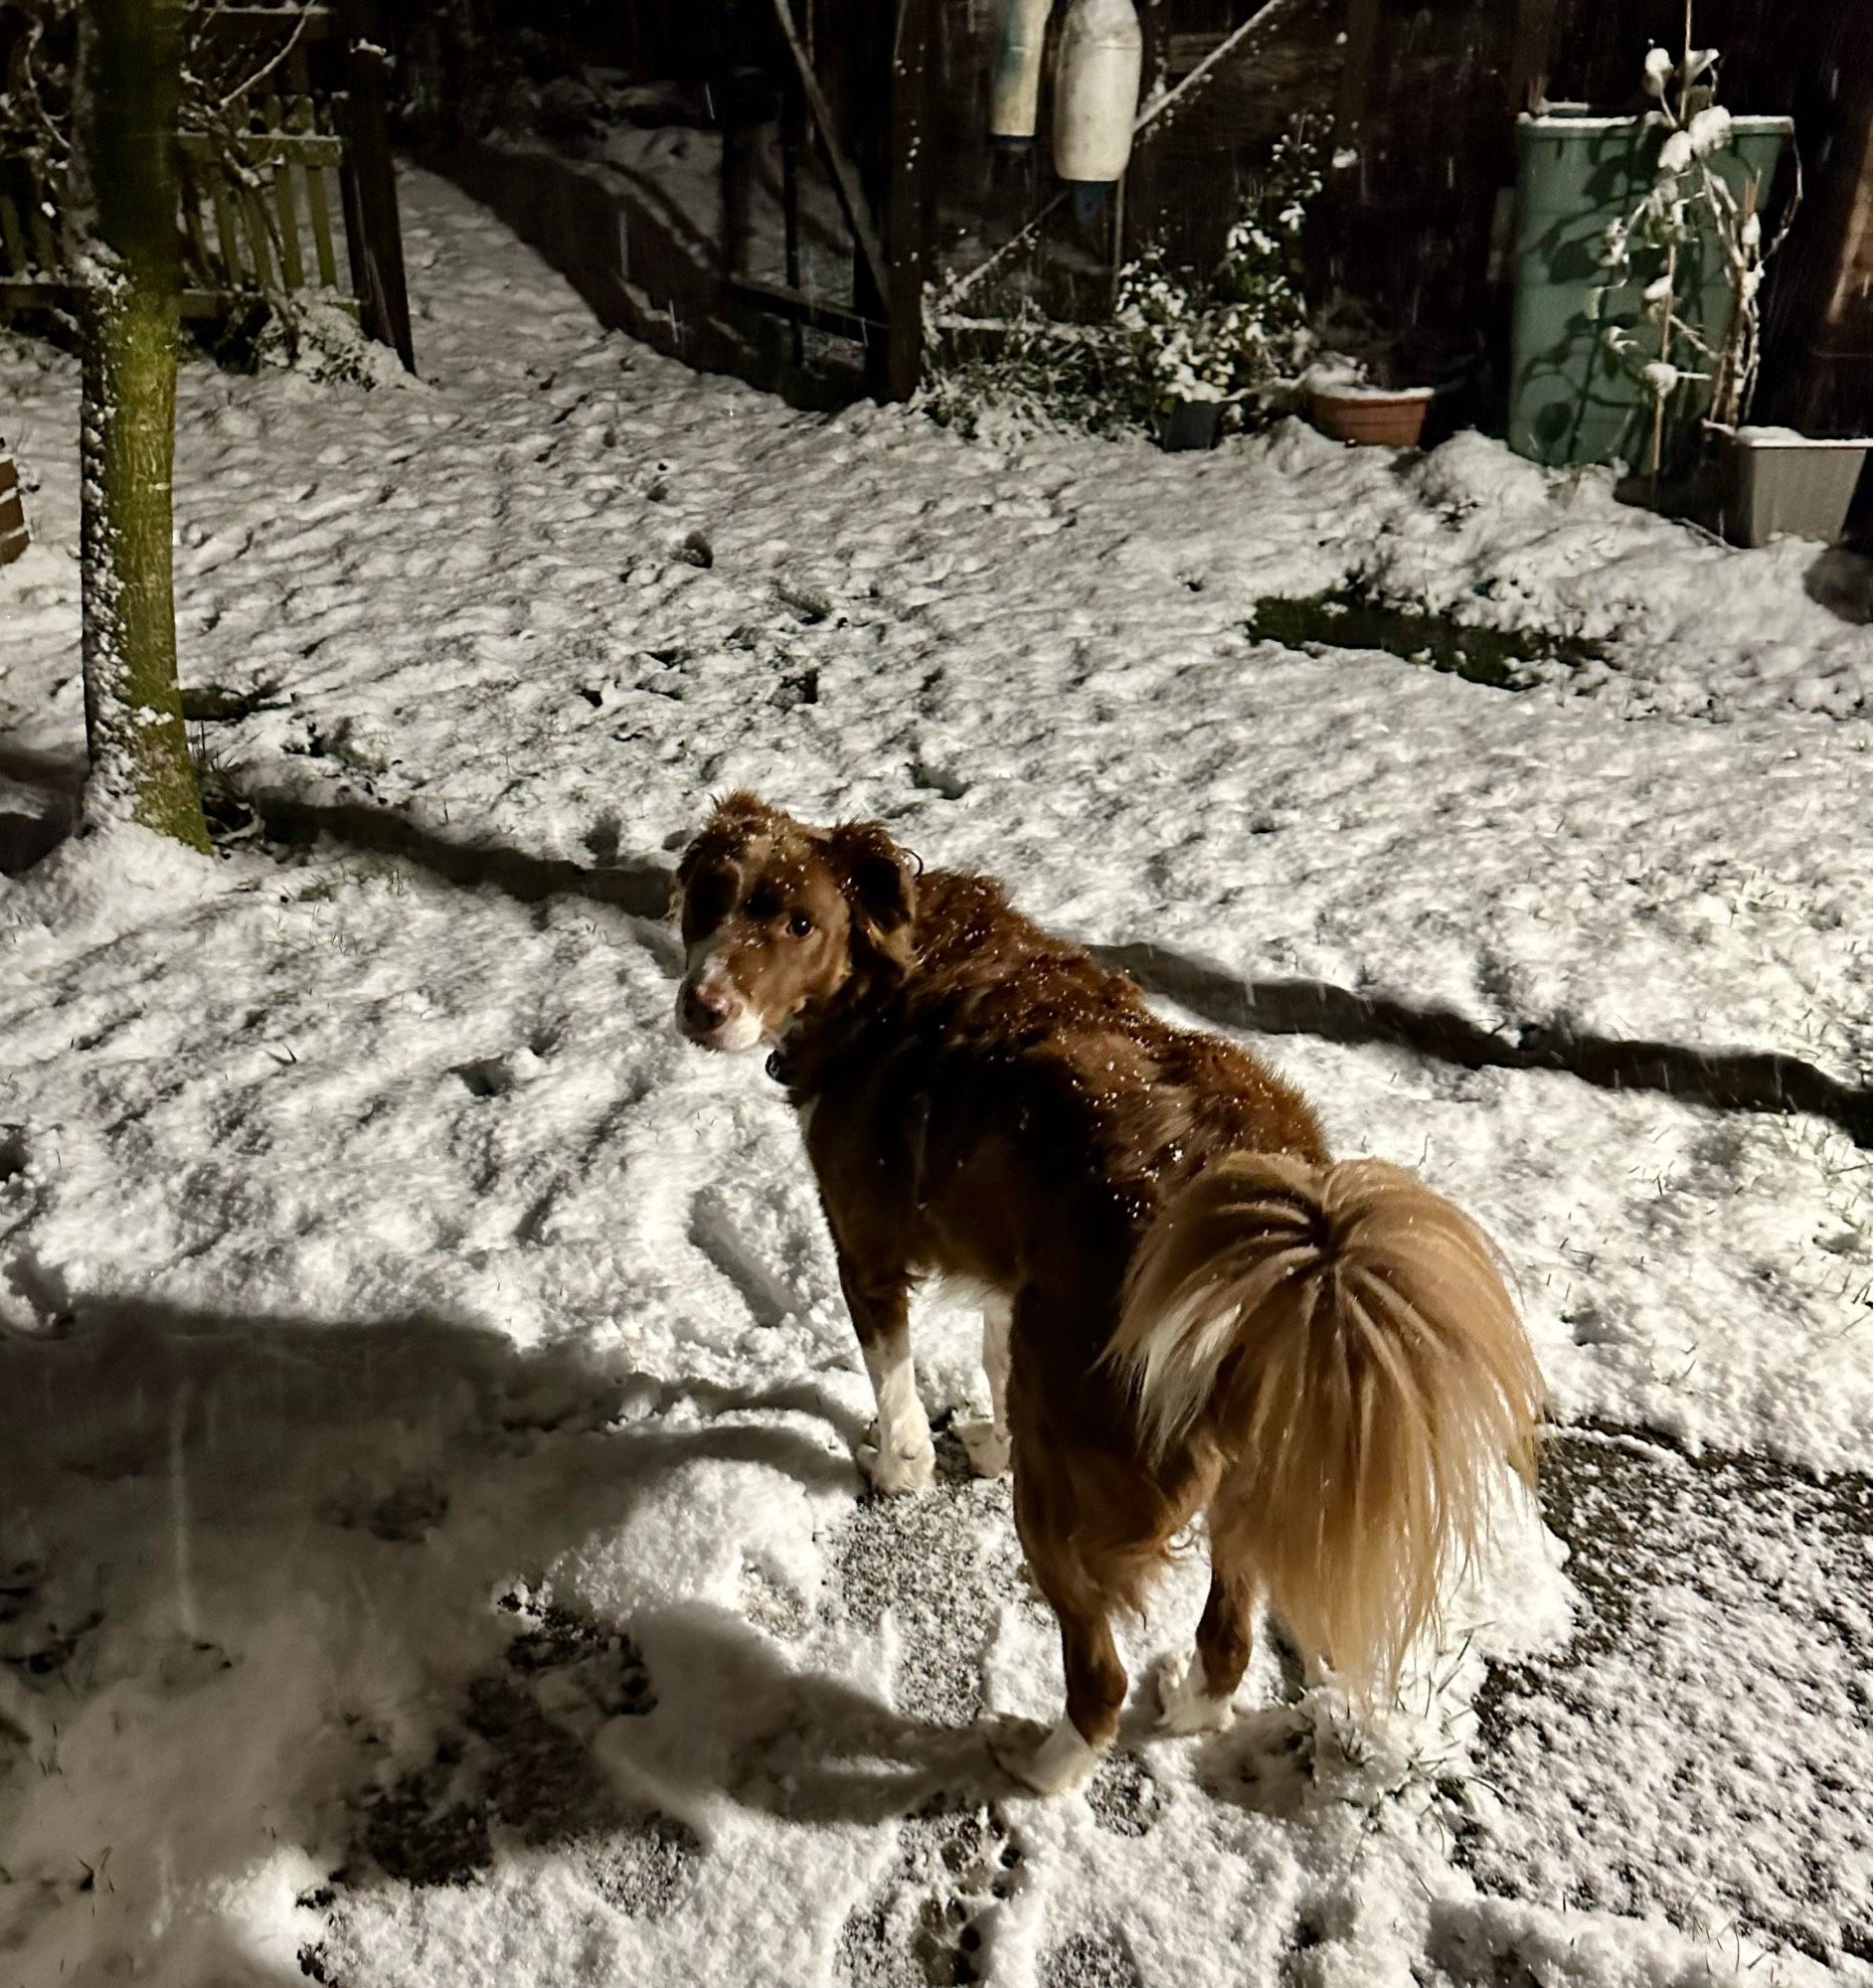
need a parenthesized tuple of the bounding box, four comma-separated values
(73, 0, 209, 852)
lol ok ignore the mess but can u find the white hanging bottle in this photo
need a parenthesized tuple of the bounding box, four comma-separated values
(989, 0, 1055, 142)
(1052, 0, 1142, 184)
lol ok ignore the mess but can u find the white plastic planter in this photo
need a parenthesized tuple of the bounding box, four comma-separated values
(1052, 0, 1141, 185)
(989, 0, 1054, 141)
(1715, 425, 1872, 548)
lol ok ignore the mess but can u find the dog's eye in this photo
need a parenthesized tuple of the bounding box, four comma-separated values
(787, 911, 813, 938)
(746, 886, 780, 921)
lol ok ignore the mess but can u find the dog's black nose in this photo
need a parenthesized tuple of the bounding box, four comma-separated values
(680, 984, 728, 1033)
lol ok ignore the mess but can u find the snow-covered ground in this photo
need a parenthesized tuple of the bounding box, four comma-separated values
(0, 169, 1867, 1988)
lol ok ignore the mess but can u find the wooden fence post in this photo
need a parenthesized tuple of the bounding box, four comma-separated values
(1335, 0, 1382, 158)
(336, 0, 415, 370)
(0, 442, 28, 567)
(874, 0, 933, 402)
(1507, 0, 1561, 108)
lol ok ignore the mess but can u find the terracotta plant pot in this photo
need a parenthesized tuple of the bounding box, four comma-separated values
(1308, 386, 1435, 448)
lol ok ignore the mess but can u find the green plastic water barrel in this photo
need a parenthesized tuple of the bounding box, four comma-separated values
(1508, 110, 1793, 470)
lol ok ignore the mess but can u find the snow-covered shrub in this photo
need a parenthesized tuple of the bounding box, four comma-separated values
(919, 304, 1140, 440)
(923, 125, 1326, 441)
(1112, 126, 1320, 415)
(252, 298, 412, 390)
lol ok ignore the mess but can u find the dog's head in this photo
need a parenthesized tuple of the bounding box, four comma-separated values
(671, 791, 919, 1052)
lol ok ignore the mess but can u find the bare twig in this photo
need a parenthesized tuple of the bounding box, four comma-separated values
(187, 0, 312, 120)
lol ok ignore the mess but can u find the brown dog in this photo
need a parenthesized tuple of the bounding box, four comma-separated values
(673, 792, 1544, 1793)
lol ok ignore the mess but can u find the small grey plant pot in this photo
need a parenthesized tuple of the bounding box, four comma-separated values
(1715, 425, 1872, 549)
(1155, 399, 1225, 452)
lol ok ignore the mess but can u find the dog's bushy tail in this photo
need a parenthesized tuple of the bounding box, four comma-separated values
(1107, 1153, 1544, 1696)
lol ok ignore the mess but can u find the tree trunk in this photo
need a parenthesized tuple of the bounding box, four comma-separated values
(70, 0, 209, 851)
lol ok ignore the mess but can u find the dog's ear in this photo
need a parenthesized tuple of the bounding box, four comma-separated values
(674, 792, 776, 921)
(826, 820, 918, 971)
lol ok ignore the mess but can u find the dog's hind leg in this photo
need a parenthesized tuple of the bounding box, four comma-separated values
(993, 1425, 1138, 1795)
(1000, 1603, 1123, 1794)
(994, 1581, 1126, 1795)
(837, 1250, 935, 1495)
(956, 1295, 1013, 1478)
(1155, 1549, 1257, 1735)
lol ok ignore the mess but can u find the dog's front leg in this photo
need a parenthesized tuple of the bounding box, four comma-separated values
(837, 1253, 935, 1495)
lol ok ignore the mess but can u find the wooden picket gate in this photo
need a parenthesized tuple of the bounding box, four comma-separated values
(0, 0, 412, 368)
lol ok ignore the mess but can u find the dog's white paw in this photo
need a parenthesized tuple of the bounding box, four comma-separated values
(989, 1716, 1102, 1796)
(858, 1432, 936, 1495)
(955, 1417, 1012, 1478)
(1152, 1652, 1236, 1736)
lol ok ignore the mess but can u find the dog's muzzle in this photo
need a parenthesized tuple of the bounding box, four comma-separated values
(674, 972, 765, 1053)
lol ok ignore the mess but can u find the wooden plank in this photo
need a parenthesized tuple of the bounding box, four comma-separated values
(264, 93, 306, 287)
(1, 277, 359, 319)
(0, 278, 66, 309)
(303, 154, 340, 288)
(0, 186, 28, 277)
(289, 51, 340, 288)
(177, 155, 216, 288)
(210, 174, 246, 287)
(25, 168, 61, 278)
(177, 132, 345, 168)
(303, 170, 338, 288)
(729, 273, 883, 341)
(242, 179, 277, 290)
(179, 286, 355, 318)
(274, 160, 307, 290)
